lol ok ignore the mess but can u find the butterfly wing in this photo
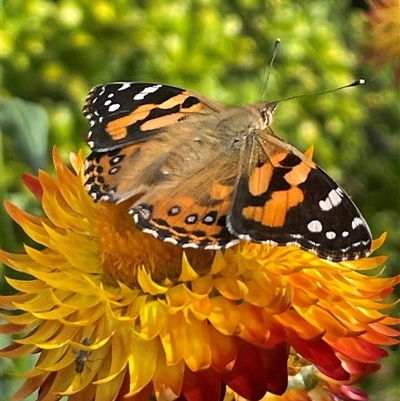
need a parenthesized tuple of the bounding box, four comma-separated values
(83, 83, 373, 262)
(130, 155, 240, 249)
(228, 128, 372, 261)
(126, 116, 243, 249)
(84, 83, 228, 203)
(83, 82, 226, 152)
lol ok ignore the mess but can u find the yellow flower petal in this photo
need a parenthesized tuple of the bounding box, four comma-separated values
(1, 148, 398, 401)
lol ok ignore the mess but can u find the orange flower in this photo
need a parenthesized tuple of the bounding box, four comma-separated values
(366, 0, 400, 80)
(1, 148, 399, 401)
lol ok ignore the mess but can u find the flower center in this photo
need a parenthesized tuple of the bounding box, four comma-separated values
(95, 200, 215, 287)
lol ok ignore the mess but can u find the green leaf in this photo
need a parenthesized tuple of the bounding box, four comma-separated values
(1, 98, 49, 171)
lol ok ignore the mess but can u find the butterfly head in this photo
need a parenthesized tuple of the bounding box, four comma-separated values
(259, 101, 278, 128)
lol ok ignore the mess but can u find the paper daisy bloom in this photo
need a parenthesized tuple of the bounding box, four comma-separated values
(1, 148, 399, 401)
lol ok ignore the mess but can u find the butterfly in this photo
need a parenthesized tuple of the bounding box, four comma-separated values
(83, 82, 372, 262)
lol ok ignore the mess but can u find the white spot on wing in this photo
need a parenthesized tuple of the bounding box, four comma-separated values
(108, 103, 120, 112)
(133, 84, 162, 100)
(284, 241, 299, 247)
(260, 240, 278, 246)
(164, 237, 178, 245)
(143, 228, 159, 238)
(182, 243, 199, 249)
(319, 199, 331, 211)
(224, 239, 240, 248)
(351, 217, 364, 230)
(307, 220, 323, 233)
(319, 189, 342, 211)
(326, 231, 336, 240)
(186, 215, 197, 224)
(329, 188, 343, 205)
(118, 83, 132, 91)
(204, 244, 222, 250)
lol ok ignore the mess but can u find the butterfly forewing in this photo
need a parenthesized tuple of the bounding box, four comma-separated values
(83, 82, 373, 261)
(84, 82, 225, 152)
(228, 130, 372, 261)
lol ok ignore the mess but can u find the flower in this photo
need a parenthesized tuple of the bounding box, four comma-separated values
(365, 0, 400, 80)
(1, 148, 399, 401)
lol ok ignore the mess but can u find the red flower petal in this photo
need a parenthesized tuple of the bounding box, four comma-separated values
(22, 173, 43, 200)
(333, 337, 388, 363)
(260, 343, 290, 395)
(181, 368, 224, 401)
(287, 331, 349, 381)
(223, 340, 288, 400)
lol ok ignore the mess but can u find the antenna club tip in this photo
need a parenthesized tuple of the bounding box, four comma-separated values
(276, 38, 281, 42)
(351, 78, 365, 87)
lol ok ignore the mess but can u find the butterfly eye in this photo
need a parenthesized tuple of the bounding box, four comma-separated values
(261, 108, 271, 127)
(260, 102, 277, 128)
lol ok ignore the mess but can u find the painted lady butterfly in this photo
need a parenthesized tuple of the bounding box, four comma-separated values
(83, 82, 372, 261)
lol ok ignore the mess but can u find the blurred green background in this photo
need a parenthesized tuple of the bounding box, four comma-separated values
(1, 0, 399, 400)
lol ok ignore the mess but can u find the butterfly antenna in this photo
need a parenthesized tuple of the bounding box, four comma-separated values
(272, 78, 365, 104)
(259, 38, 281, 100)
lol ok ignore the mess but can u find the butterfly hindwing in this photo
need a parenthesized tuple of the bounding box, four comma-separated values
(131, 192, 238, 250)
(85, 144, 145, 203)
(131, 149, 241, 249)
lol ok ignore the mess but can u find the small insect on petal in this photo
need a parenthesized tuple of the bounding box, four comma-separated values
(75, 337, 92, 374)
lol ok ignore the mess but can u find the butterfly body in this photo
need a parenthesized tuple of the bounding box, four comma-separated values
(83, 82, 372, 261)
